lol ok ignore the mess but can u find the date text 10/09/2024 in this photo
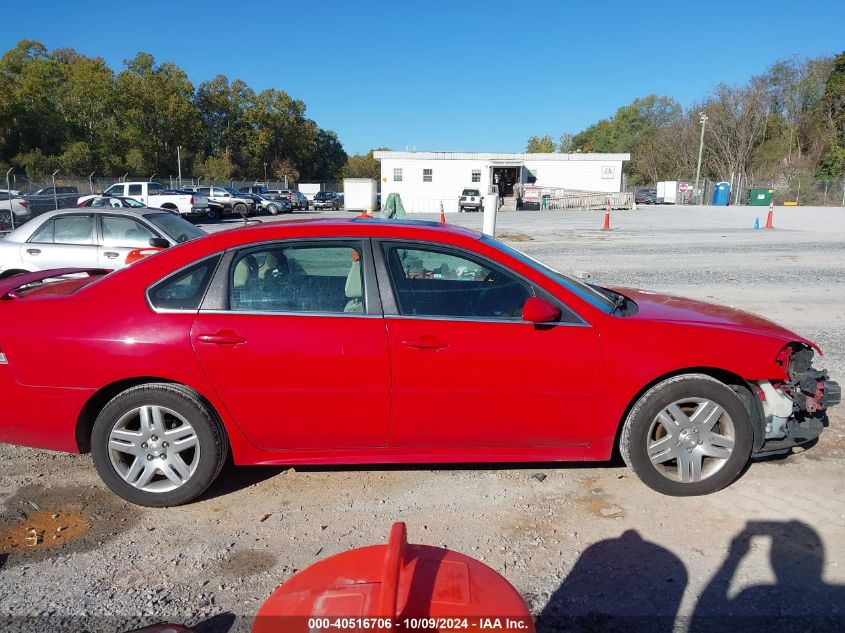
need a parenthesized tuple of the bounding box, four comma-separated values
(305, 617, 533, 630)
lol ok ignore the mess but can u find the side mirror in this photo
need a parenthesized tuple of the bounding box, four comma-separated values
(149, 237, 169, 249)
(522, 297, 561, 324)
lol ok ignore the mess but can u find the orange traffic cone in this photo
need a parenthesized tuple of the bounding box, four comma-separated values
(765, 201, 774, 229)
(602, 200, 611, 231)
(440, 202, 446, 224)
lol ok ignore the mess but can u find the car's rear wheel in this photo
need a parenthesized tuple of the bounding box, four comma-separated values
(267, 203, 279, 215)
(206, 207, 220, 221)
(233, 202, 248, 217)
(91, 384, 229, 507)
(620, 374, 753, 496)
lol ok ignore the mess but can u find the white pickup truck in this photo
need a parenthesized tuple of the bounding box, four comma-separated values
(79, 182, 210, 218)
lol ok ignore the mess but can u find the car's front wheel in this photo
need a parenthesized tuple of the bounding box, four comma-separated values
(91, 384, 229, 506)
(620, 374, 753, 496)
(266, 203, 279, 215)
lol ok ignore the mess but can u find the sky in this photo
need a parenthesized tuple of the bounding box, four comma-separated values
(1, 0, 843, 155)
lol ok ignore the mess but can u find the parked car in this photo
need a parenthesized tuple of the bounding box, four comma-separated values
(80, 182, 209, 219)
(0, 219, 837, 506)
(0, 207, 205, 276)
(635, 188, 658, 205)
(238, 185, 269, 195)
(33, 186, 79, 195)
(292, 190, 310, 210)
(255, 194, 292, 215)
(458, 188, 484, 212)
(0, 192, 32, 230)
(77, 196, 174, 212)
(312, 191, 341, 210)
(193, 186, 256, 219)
(265, 189, 308, 210)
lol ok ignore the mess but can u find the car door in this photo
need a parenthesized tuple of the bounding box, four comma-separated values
(190, 239, 391, 450)
(378, 240, 603, 448)
(97, 214, 164, 269)
(20, 213, 100, 270)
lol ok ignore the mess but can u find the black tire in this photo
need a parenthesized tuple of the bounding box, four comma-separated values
(91, 383, 229, 507)
(620, 374, 753, 496)
(233, 202, 248, 217)
(267, 203, 279, 215)
(206, 207, 220, 221)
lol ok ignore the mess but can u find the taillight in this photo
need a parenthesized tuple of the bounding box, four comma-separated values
(20, 200, 29, 208)
(77, 201, 86, 208)
(190, 196, 195, 205)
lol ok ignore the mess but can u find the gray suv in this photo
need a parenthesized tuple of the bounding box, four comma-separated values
(458, 188, 484, 212)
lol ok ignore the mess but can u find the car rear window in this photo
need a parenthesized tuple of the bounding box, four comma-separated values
(148, 255, 221, 311)
(462, 189, 480, 197)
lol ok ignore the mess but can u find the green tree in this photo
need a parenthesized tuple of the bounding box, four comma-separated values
(196, 151, 236, 182)
(526, 135, 556, 153)
(814, 51, 845, 178)
(342, 149, 386, 180)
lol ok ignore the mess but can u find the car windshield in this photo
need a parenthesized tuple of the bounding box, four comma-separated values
(463, 189, 480, 196)
(122, 197, 146, 208)
(224, 188, 241, 196)
(144, 213, 206, 244)
(481, 235, 615, 313)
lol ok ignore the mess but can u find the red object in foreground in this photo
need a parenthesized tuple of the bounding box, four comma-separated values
(251, 522, 533, 633)
(125, 247, 164, 265)
(766, 201, 774, 229)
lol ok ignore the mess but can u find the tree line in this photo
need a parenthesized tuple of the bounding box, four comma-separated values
(526, 51, 845, 190)
(0, 40, 348, 184)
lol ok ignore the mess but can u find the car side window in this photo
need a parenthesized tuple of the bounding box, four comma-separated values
(382, 243, 532, 320)
(104, 185, 123, 196)
(50, 215, 94, 245)
(101, 216, 159, 248)
(148, 256, 221, 311)
(229, 242, 364, 314)
(29, 220, 55, 243)
(127, 184, 143, 196)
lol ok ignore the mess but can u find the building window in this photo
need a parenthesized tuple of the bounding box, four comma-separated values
(393, 168, 403, 182)
(471, 170, 481, 183)
(423, 169, 433, 183)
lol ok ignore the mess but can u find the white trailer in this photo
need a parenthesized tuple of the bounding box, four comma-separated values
(342, 178, 377, 212)
(298, 183, 322, 200)
(656, 181, 678, 204)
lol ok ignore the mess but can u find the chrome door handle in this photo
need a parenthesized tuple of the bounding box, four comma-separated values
(104, 252, 119, 259)
(26, 248, 41, 255)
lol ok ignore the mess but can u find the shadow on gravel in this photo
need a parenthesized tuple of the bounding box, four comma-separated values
(197, 463, 285, 502)
(192, 612, 237, 633)
(537, 529, 686, 633)
(537, 522, 845, 633)
(0, 484, 141, 569)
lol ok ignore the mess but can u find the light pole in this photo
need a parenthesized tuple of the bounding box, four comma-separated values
(51, 169, 60, 210)
(5, 167, 14, 230)
(694, 112, 708, 205)
(263, 162, 267, 184)
(177, 146, 182, 188)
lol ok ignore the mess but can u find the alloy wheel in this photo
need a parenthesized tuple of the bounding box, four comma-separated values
(646, 398, 736, 483)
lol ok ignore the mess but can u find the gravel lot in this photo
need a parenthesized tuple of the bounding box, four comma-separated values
(2, 205, 844, 632)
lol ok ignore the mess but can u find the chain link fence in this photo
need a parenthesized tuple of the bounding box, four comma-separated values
(624, 176, 845, 206)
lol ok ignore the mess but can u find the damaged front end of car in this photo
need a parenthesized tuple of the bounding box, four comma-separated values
(752, 344, 841, 457)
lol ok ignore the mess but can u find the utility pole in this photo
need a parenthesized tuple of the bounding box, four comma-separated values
(177, 146, 182, 188)
(263, 162, 267, 184)
(694, 112, 708, 205)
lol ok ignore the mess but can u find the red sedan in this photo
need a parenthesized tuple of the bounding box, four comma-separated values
(0, 220, 838, 506)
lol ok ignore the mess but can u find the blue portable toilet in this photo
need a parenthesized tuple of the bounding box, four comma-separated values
(712, 181, 731, 206)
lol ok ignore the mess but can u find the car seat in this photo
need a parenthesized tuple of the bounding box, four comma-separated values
(344, 259, 363, 313)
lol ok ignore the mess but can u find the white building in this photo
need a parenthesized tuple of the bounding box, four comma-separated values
(374, 150, 630, 213)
